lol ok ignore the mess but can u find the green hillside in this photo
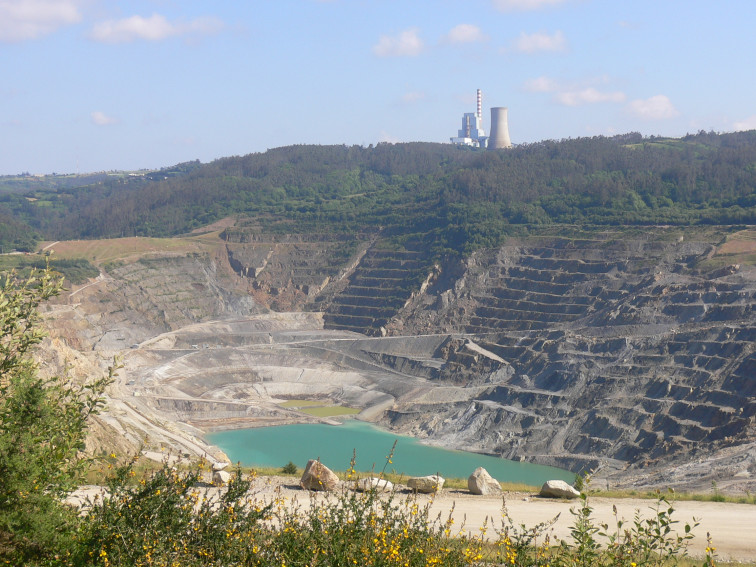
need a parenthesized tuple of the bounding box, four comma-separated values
(2, 131, 756, 256)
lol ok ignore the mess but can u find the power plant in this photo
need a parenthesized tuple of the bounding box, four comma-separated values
(450, 89, 511, 149)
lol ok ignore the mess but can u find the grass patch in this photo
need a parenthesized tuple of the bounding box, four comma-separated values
(299, 406, 361, 417)
(584, 487, 756, 505)
(38, 231, 225, 268)
(278, 399, 361, 417)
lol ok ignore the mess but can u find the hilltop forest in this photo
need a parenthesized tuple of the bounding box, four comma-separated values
(2, 130, 756, 254)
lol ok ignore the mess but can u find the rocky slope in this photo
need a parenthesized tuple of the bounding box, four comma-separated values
(38, 225, 756, 492)
(383, 228, 756, 491)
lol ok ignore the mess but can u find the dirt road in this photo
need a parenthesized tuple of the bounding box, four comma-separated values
(425, 490, 756, 562)
(71, 478, 756, 562)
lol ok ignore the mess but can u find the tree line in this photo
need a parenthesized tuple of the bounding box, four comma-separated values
(2, 131, 756, 255)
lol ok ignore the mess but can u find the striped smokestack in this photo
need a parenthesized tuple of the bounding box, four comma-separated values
(476, 89, 482, 120)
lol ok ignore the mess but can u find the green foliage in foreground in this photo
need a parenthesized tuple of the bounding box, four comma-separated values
(46, 459, 718, 567)
(0, 266, 724, 566)
(0, 266, 112, 563)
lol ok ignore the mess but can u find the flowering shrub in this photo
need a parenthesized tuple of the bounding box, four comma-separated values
(59, 458, 717, 567)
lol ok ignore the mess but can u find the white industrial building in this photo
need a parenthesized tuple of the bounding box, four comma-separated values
(450, 89, 487, 148)
(450, 89, 512, 149)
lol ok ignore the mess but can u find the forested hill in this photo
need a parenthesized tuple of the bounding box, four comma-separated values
(3, 130, 756, 254)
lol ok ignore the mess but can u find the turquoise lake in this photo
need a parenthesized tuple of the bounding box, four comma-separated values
(207, 420, 573, 486)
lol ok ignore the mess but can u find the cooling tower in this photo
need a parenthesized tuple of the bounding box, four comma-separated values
(488, 107, 512, 149)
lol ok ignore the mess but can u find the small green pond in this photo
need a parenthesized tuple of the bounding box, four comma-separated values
(207, 420, 572, 486)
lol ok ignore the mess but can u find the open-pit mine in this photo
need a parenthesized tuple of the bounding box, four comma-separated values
(38, 225, 756, 493)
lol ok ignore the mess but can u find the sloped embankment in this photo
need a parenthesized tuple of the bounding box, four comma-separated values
(376, 228, 756, 491)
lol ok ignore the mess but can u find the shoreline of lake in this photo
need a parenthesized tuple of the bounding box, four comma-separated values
(206, 419, 573, 486)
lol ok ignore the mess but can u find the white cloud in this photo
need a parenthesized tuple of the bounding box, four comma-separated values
(372, 28, 424, 57)
(524, 76, 626, 106)
(0, 0, 81, 42)
(513, 30, 566, 53)
(401, 91, 426, 104)
(627, 95, 679, 120)
(442, 24, 488, 45)
(493, 0, 567, 12)
(90, 13, 223, 43)
(734, 115, 756, 131)
(556, 88, 626, 106)
(523, 76, 559, 93)
(91, 111, 117, 126)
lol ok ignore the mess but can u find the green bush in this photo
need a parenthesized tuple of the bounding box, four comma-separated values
(281, 461, 298, 475)
(0, 265, 112, 564)
(75, 458, 482, 567)
(64, 459, 718, 567)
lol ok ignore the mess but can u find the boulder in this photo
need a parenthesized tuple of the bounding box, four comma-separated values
(212, 470, 232, 486)
(467, 467, 502, 495)
(539, 480, 580, 499)
(300, 459, 339, 492)
(407, 474, 445, 494)
(355, 477, 394, 493)
(212, 461, 230, 472)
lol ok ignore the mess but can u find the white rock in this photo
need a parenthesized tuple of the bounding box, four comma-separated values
(212, 470, 232, 486)
(467, 467, 502, 495)
(355, 477, 394, 492)
(407, 474, 445, 494)
(539, 480, 580, 499)
(300, 459, 339, 492)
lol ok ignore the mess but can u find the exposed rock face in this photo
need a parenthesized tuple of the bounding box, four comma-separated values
(376, 228, 756, 493)
(467, 467, 502, 495)
(355, 477, 394, 492)
(300, 460, 340, 491)
(407, 475, 445, 493)
(539, 480, 580, 499)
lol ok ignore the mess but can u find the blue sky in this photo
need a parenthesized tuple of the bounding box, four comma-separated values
(1, 0, 755, 175)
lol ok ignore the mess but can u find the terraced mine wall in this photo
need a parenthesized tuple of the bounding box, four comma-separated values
(44, 226, 756, 492)
(222, 229, 372, 311)
(375, 228, 756, 490)
(45, 254, 260, 351)
(222, 227, 435, 335)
